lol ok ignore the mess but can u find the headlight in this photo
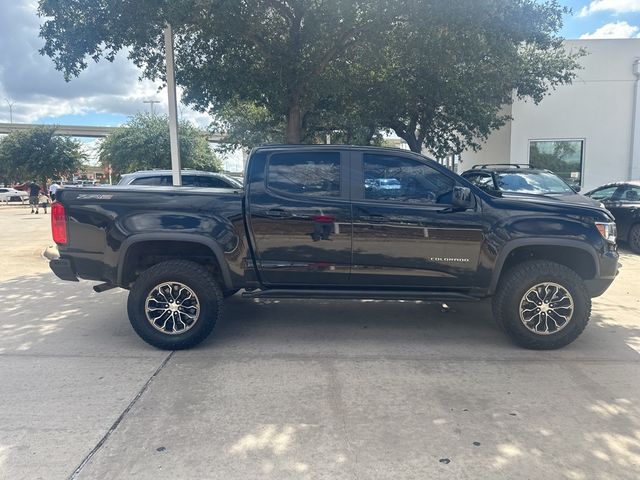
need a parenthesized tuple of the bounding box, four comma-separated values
(595, 222, 617, 243)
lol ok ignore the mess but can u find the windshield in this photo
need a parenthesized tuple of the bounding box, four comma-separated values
(496, 171, 574, 194)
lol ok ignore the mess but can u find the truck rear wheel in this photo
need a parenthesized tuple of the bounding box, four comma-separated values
(629, 224, 640, 253)
(127, 260, 223, 350)
(492, 260, 591, 350)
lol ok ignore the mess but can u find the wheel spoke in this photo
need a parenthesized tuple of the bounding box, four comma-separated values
(519, 282, 574, 336)
(145, 282, 200, 335)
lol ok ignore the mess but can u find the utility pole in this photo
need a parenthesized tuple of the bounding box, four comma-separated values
(164, 23, 182, 186)
(143, 99, 160, 115)
(5, 99, 15, 123)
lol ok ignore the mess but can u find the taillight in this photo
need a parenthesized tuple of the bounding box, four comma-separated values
(51, 202, 67, 245)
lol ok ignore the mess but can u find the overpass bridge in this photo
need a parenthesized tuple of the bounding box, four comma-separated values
(0, 122, 225, 143)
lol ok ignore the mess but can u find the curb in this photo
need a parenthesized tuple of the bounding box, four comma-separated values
(42, 244, 60, 261)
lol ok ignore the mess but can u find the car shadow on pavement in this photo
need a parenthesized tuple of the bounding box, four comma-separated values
(0, 272, 639, 362)
(1, 272, 640, 479)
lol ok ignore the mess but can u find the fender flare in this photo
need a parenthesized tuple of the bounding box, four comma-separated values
(117, 233, 233, 290)
(488, 238, 600, 295)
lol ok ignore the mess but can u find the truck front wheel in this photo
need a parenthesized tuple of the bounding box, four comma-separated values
(492, 260, 591, 350)
(127, 260, 223, 350)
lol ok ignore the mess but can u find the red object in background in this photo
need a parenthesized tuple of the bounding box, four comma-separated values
(312, 215, 335, 223)
(51, 202, 68, 245)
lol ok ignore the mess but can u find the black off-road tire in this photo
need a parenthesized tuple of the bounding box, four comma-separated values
(629, 224, 640, 254)
(127, 260, 223, 350)
(492, 260, 591, 350)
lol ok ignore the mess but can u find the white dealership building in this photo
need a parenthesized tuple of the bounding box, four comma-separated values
(461, 39, 640, 191)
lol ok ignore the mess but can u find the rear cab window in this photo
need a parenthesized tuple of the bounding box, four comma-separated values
(267, 152, 342, 198)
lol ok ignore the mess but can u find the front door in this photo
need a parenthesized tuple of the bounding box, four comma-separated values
(247, 150, 352, 286)
(350, 151, 485, 288)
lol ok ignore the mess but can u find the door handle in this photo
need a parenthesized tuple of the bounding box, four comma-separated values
(265, 209, 290, 218)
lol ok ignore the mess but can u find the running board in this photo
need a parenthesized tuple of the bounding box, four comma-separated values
(242, 289, 481, 302)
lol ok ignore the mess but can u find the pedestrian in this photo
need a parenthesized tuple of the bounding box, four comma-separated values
(28, 181, 42, 214)
(39, 192, 51, 214)
(48, 181, 60, 202)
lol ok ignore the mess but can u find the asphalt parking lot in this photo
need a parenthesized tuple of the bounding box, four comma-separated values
(0, 205, 639, 479)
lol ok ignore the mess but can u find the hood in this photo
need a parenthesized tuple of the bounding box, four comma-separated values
(489, 191, 614, 222)
(501, 191, 603, 208)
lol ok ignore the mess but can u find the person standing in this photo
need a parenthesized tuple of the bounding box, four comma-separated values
(48, 181, 60, 201)
(28, 181, 42, 214)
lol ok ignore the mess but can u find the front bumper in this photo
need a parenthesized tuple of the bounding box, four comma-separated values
(585, 249, 619, 298)
(50, 258, 79, 282)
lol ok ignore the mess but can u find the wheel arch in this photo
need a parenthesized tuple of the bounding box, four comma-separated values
(117, 233, 233, 290)
(488, 238, 599, 295)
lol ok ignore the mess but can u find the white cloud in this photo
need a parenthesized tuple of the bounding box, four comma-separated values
(579, 0, 640, 17)
(579, 21, 640, 38)
(0, 1, 213, 129)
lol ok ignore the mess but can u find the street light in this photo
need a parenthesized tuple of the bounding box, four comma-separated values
(143, 99, 160, 115)
(4, 99, 15, 123)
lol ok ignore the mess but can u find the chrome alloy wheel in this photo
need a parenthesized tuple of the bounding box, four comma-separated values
(144, 282, 201, 335)
(519, 282, 574, 335)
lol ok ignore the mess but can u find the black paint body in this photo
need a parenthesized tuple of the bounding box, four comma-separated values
(51, 146, 619, 299)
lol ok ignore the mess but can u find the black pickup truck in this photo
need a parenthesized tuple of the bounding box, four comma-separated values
(50, 145, 619, 350)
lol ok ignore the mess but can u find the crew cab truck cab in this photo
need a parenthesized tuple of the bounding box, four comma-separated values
(50, 146, 619, 350)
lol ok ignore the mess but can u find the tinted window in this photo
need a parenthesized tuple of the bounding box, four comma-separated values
(197, 176, 234, 188)
(495, 171, 573, 194)
(588, 186, 618, 201)
(0, 189, 7, 193)
(620, 185, 640, 203)
(268, 152, 341, 197)
(131, 176, 165, 186)
(464, 173, 494, 189)
(363, 154, 454, 204)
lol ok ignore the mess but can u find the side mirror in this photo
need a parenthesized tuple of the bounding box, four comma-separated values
(452, 186, 473, 209)
(572, 186, 581, 193)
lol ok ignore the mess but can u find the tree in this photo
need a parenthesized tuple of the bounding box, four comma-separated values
(0, 126, 85, 185)
(38, 0, 398, 144)
(342, 0, 581, 154)
(38, 0, 579, 154)
(98, 113, 222, 177)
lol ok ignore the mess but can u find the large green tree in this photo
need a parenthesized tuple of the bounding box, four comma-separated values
(0, 126, 85, 185)
(98, 113, 222, 177)
(39, 0, 579, 154)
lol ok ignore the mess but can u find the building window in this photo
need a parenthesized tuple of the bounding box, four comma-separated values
(529, 140, 584, 187)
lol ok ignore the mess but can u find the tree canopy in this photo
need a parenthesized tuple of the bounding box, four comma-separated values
(0, 126, 85, 185)
(98, 113, 222, 177)
(39, 0, 580, 154)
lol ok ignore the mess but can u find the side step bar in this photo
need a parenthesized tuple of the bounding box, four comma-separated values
(242, 289, 481, 302)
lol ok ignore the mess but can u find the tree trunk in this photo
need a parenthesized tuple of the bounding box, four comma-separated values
(403, 134, 421, 153)
(286, 97, 302, 144)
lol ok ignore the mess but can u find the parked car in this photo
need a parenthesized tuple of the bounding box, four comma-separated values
(118, 170, 243, 189)
(0, 187, 29, 204)
(50, 146, 618, 351)
(461, 164, 600, 207)
(585, 181, 640, 253)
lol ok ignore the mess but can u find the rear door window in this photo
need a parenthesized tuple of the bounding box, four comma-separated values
(267, 152, 341, 198)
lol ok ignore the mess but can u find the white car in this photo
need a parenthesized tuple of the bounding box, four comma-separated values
(0, 187, 29, 204)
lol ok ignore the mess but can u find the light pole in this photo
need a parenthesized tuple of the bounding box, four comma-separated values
(143, 99, 160, 115)
(5, 99, 15, 123)
(164, 23, 182, 186)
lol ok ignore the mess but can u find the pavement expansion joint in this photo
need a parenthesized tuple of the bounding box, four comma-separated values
(67, 351, 174, 480)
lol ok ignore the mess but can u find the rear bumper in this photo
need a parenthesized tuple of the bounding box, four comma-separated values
(50, 258, 79, 282)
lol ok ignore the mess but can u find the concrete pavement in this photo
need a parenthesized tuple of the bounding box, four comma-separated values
(0, 207, 639, 479)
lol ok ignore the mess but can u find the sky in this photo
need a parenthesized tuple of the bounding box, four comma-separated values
(1, 0, 640, 168)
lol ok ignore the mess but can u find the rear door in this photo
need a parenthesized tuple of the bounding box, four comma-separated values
(351, 151, 485, 288)
(247, 150, 352, 286)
